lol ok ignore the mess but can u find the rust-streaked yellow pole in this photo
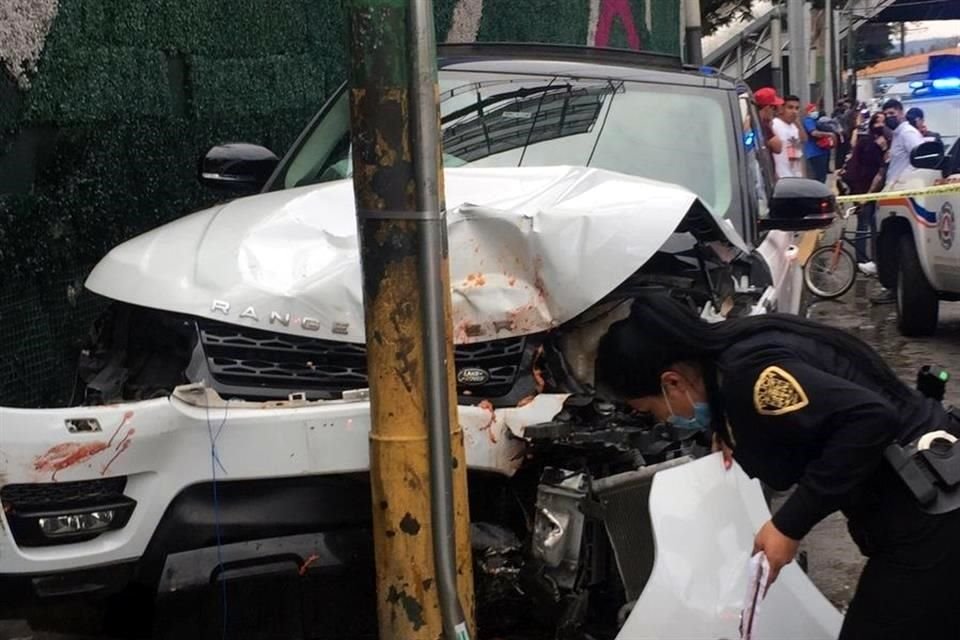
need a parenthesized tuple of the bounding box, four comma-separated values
(345, 1, 475, 638)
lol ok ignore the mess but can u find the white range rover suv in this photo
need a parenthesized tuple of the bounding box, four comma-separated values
(0, 44, 839, 639)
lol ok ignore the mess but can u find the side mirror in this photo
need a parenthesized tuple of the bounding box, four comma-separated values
(759, 177, 836, 232)
(199, 143, 279, 194)
(910, 140, 945, 170)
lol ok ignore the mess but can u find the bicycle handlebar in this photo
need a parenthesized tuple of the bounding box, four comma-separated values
(839, 205, 858, 221)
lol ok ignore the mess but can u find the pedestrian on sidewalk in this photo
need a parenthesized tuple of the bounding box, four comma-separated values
(772, 95, 805, 179)
(840, 112, 891, 277)
(754, 88, 785, 174)
(865, 100, 927, 304)
(802, 103, 834, 183)
(883, 99, 925, 189)
(906, 107, 941, 142)
(834, 98, 857, 171)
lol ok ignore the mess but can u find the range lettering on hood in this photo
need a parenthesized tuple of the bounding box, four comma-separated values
(86, 167, 732, 344)
(211, 300, 350, 335)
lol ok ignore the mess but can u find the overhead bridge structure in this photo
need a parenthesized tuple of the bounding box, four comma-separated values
(703, 0, 897, 81)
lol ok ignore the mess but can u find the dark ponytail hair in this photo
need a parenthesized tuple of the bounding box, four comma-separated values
(595, 294, 914, 401)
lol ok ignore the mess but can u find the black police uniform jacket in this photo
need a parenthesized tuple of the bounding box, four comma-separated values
(715, 329, 952, 544)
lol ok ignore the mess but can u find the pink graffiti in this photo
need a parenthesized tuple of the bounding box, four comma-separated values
(595, 0, 642, 50)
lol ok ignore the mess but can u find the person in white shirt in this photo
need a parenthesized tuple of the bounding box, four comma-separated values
(871, 99, 928, 305)
(770, 95, 806, 179)
(882, 98, 925, 189)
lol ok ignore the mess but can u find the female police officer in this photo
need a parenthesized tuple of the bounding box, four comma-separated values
(595, 294, 960, 639)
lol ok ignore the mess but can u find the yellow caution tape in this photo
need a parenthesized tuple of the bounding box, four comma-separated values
(835, 182, 960, 204)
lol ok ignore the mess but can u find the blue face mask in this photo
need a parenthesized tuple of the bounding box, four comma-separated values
(663, 389, 712, 432)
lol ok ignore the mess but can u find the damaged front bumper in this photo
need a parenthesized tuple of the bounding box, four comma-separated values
(0, 384, 568, 576)
(0, 390, 843, 639)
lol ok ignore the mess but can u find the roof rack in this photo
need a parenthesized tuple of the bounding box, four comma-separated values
(437, 42, 683, 71)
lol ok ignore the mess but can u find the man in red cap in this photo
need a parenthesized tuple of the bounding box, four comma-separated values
(754, 87, 784, 172)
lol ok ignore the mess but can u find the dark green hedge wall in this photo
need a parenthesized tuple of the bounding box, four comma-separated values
(0, 0, 679, 407)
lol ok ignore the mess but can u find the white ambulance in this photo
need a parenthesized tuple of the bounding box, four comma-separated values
(876, 79, 960, 336)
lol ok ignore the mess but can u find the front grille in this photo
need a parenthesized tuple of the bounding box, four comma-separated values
(1, 477, 127, 511)
(196, 320, 526, 400)
(198, 321, 368, 397)
(453, 336, 526, 397)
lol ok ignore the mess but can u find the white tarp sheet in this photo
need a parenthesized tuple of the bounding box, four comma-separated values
(620, 454, 843, 639)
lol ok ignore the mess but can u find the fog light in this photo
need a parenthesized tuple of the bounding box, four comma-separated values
(39, 510, 116, 538)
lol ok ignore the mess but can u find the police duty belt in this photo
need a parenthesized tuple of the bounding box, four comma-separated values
(885, 427, 960, 515)
(835, 182, 960, 204)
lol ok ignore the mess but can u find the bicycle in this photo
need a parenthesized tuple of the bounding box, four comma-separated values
(803, 205, 875, 299)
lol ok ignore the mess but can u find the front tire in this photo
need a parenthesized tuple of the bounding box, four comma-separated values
(896, 234, 939, 336)
(804, 245, 857, 299)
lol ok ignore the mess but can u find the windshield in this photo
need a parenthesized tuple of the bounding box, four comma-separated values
(274, 71, 736, 217)
(903, 97, 960, 146)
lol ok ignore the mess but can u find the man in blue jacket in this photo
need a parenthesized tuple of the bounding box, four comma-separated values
(802, 103, 834, 182)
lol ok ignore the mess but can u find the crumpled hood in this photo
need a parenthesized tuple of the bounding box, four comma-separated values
(86, 166, 742, 343)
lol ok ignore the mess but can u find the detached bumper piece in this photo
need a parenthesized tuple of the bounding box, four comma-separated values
(1, 477, 136, 547)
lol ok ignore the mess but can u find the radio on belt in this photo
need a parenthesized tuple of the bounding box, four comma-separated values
(917, 364, 950, 401)
(881, 364, 960, 512)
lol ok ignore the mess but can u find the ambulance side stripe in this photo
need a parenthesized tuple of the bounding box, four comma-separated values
(878, 197, 937, 227)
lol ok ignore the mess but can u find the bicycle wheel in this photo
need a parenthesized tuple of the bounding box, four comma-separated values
(804, 245, 857, 299)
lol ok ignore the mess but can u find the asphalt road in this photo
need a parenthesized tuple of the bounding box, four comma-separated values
(5, 277, 960, 638)
(0, 621, 99, 640)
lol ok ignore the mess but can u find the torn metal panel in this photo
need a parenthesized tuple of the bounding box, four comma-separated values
(86, 166, 742, 345)
(459, 393, 570, 475)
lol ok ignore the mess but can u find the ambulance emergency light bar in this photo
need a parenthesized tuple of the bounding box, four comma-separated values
(909, 78, 960, 96)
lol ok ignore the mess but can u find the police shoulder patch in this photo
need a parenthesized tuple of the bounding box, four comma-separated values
(753, 366, 810, 416)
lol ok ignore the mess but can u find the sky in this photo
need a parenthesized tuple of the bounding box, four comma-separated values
(903, 20, 960, 40)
